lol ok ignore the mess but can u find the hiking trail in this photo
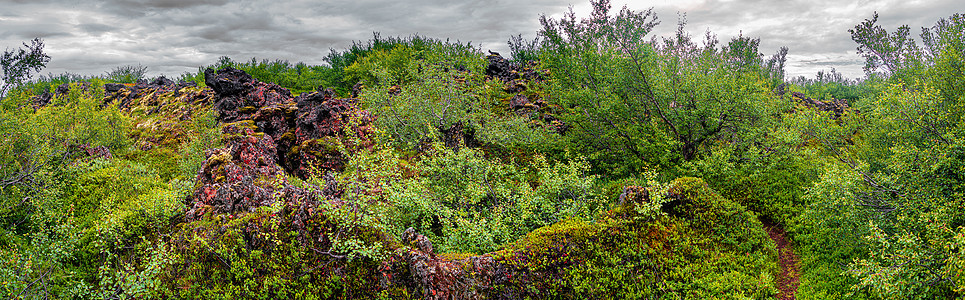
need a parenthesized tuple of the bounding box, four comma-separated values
(763, 219, 800, 300)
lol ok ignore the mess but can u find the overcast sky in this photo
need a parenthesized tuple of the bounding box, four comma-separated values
(0, 0, 960, 81)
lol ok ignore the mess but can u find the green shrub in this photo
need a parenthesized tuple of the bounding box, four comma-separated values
(105, 64, 148, 83)
(356, 40, 556, 151)
(538, 0, 783, 177)
(323, 33, 437, 93)
(787, 13, 965, 299)
(385, 143, 602, 254)
(494, 177, 778, 299)
(181, 57, 337, 95)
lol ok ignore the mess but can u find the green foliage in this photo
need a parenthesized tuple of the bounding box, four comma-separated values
(157, 167, 397, 300)
(26, 73, 101, 96)
(323, 33, 437, 93)
(125, 100, 222, 182)
(839, 83, 964, 298)
(922, 13, 965, 106)
(850, 12, 965, 84)
(787, 13, 965, 299)
(507, 34, 541, 65)
(52, 160, 190, 298)
(790, 68, 875, 102)
(386, 143, 602, 254)
(318, 132, 398, 262)
(850, 12, 923, 77)
(0, 81, 218, 298)
(105, 64, 149, 83)
(0, 83, 182, 299)
(680, 143, 816, 226)
(356, 39, 555, 150)
(343, 44, 419, 87)
(181, 56, 337, 95)
(0, 83, 129, 214)
(495, 177, 778, 299)
(160, 210, 387, 299)
(539, 0, 781, 176)
(1, 38, 51, 97)
(177, 110, 222, 180)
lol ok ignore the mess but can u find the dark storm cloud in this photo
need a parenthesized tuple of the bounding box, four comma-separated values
(0, 0, 957, 80)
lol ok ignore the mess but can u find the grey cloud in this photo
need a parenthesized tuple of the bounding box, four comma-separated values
(0, 0, 957, 80)
(78, 23, 117, 36)
(0, 28, 73, 40)
(95, 0, 231, 16)
(122, 0, 230, 9)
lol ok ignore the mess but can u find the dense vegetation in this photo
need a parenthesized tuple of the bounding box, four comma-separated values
(1, 1, 963, 299)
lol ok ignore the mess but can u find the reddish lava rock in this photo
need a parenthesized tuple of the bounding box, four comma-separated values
(187, 123, 338, 224)
(188, 124, 285, 220)
(376, 228, 510, 300)
(203, 67, 376, 179)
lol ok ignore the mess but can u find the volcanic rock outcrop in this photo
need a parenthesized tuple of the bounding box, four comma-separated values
(203, 67, 375, 179)
(377, 228, 511, 300)
(485, 52, 567, 133)
(187, 123, 338, 224)
(775, 83, 850, 119)
(103, 77, 197, 109)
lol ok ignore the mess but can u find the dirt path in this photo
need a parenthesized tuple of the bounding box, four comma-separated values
(763, 220, 800, 300)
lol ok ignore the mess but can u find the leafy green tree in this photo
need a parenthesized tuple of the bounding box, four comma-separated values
(1, 38, 51, 97)
(507, 34, 541, 65)
(850, 12, 964, 85)
(849, 12, 922, 77)
(788, 12, 965, 298)
(843, 81, 964, 298)
(539, 0, 783, 175)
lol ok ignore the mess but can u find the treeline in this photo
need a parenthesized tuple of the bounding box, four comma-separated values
(0, 0, 963, 298)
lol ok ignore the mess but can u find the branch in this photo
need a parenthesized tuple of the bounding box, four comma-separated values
(15, 266, 53, 299)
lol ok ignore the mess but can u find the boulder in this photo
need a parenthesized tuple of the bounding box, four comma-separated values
(188, 124, 285, 220)
(486, 51, 518, 82)
(204, 67, 255, 97)
(203, 68, 375, 179)
(509, 94, 535, 111)
(485, 52, 564, 134)
(204, 67, 292, 122)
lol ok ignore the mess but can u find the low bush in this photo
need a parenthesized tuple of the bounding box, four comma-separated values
(386, 143, 603, 254)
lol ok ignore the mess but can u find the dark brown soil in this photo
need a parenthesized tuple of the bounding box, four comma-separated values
(764, 220, 800, 300)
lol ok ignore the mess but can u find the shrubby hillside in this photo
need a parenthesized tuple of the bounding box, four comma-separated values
(1, 1, 963, 299)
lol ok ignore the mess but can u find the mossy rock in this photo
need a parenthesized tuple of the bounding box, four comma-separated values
(487, 177, 778, 299)
(238, 106, 258, 114)
(221, 120, 264, 141)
